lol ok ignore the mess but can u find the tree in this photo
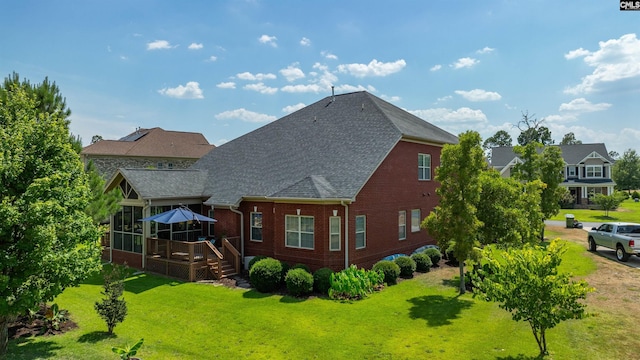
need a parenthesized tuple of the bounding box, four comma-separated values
(612, 149, 640, 193)
(592, 192, 627, 217)
(91, 135, 103, 144)
(483, 130, 513, 161)
(473, 240, 593, 356)
(422, 131, 485, 294)
(476, 170, 544, 247)
(0, 82, 102, 355)
(559, 132, 582, 145)
(515, 111, 553, 146)
(95, 264, 128, 334)
(85, 160, 122, 224)
(2, 71, 71, 120)
(609, 150, 620, 160)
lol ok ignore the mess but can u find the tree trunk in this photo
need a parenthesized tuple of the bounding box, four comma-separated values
(459, 262, 466, 294)
(0, 315, 8, 357)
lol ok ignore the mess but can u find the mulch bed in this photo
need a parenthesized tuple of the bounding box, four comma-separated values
(8, 304, 77, 339)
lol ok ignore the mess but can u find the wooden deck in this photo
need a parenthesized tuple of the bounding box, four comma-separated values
(145, 237, 241, 282)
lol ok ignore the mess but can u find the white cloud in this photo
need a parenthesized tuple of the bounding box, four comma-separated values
(410, 107, 488, 124)
(236, 72, 277, 81)
(207, 55, 218, 62)
(564, 48, 590, 59)
(436, 95, 452, 103)
(451, 57, 479, 69)
(188, 43, 203, 50)
(565, 33, 640, 94)
(558, 98, 612, 112)
(381, 94, 401, 102)
(280, 64, 305, 82)
(147, 40, 174, 50)
(300, 37, 311, 46)
(334, 84, 376, 93)
(216, 82, 236, 89)
(337, 59, 406, 77)
(321, 51, 338, 60)
(455, 89, 502, 102)
(281, 84, 324, 93)
(243, 82, 278, 94)
(280, 62, 338, 93)
(119, 55, 128, 61)
(282, 103, 306, 114)
(215, 108, 276, 123)
(258, 34, 277, 47)
(430, 64, 442, 72)
(476, 46, 495, 54)
(158, 82, 204, 99)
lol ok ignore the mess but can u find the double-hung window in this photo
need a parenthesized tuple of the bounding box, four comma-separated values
(355, 215, 366, 249)
(586, 165, 603, 178)
(411, 209, 421, 232)
(285, 215, 314, 249)
(329, 217, 341, 251)
(250, 212, 263, 242)
(418, 153, 431, 180)
(398, 211, 406, 240)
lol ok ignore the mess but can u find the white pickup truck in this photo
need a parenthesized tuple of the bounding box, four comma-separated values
(588, 222, 640, 262)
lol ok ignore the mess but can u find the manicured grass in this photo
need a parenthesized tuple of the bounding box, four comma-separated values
(6, 242, 614, 359)
(549, 198, 640, 223)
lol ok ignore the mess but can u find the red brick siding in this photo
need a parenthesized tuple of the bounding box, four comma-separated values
(111, 249, 143, 269)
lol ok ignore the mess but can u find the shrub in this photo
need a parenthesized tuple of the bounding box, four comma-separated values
(291, 263, 311, 273)
(280, 262, 291, 283)
(394, 256, 416, 278)
(372, 260, 400, 285)
(285, 268, 314, 297)
(632, 191, 640, 200)
(313, 268, 334, 295)
(44, 303, 68, 331)
(249, 257, 283, 293)
(445, 248, 459, 266)
(424, 248, 442, 267)
(247, 255, 268, 271)
(94, 264, 128, 334)
(411, 253, 432, 272)
(329, 265, 384, 300)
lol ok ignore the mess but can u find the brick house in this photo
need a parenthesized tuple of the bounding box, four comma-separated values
(81, 127, 215, 179)
(490, 143, 616, 207)
(104, 91, 458, 275)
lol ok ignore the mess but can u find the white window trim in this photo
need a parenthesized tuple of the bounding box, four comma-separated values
(399, 211, 406, 240)
(329, 216, 341, 251)
(586, 165, 603, 178)
(355, 215, 366, 249)
(418, 153, 431, 181)
(250, 212, 263, 242)
(568, 167, 576, 177)
(285, 215, 314, 250)
(411, 209, 421, 233)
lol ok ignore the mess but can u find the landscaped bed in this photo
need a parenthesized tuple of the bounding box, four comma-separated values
(7, 226, 639, 359)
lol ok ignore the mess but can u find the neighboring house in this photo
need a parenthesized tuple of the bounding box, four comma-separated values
(104, 91, 458, 277)
(81, 127, 215, 179)
(491, 143, 616, 207)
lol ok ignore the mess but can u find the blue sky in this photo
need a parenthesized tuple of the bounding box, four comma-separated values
(1, 1, 639, 155)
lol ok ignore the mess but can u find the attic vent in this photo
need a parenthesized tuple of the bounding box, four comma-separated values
(331, 85, 335, 102)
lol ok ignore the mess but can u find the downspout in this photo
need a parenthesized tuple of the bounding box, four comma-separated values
(341, 201, 349, 270)
(230, 206, 245, 260)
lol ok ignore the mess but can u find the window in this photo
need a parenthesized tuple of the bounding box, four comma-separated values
(586, 165, 602, 178)
(118, 179, 139, 199)
(251, 212, 263, 242)
(208, 209, 215, 236)
(285, 215, 314, 249)
(568, 166, 576, 177)
(411, 209, 421, 232)
(398, 211, 406, 240)
(418, 153, 431, 180)
(112, 205, 143, 253)
(329, 217, 341, 251)
(355, 215, 366, 249)
(157, 162, 164, 169)
(168, 162, 173, 169)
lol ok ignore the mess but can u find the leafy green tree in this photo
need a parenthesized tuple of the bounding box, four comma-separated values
(559, 132, 582, 145)
(85, 160, 122, 224)
(95, 264, 128, 334)
(0, 83, 102, 355)
(423, 131, 485, 294)
(612, 149, 640, 193)
(592, 191, 627, 217)
(609, 150, 620, 160)
(516, 111, 553, 146)
(476, 170, 544, 247)
(483, 130, 512, 149)
(2, 71, 71, 120)
(473, 240, 593, 356)
(91, 134, 103, 144)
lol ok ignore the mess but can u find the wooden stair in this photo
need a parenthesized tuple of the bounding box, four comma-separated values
(208, 259, 237, 279)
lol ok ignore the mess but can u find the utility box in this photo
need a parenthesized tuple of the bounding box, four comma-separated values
(565, 214, 575, 228)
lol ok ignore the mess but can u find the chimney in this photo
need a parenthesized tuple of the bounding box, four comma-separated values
(331, 86, 335, 102)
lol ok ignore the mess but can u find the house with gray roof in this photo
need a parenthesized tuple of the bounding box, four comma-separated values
(491, 143, 616, 207)
(104, 91, 458, 277)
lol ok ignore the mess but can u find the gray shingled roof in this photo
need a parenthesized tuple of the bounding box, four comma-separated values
(118, 168, 209, 200)
(192, 91, 458, 206)
(491, 143, 614, 168)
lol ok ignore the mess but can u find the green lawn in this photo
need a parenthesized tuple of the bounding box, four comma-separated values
(5, 241, 622, 359)
(550, 198, 640, 223)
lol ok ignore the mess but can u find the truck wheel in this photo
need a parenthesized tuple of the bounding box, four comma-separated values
(616, 245, 630, 262)
(588, 238, 597, 252)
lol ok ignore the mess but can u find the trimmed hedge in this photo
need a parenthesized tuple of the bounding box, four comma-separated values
(247, 255, 268, 271)
(313, 267, 334, 295)
(249, 257, 283, 293)
(285, 268, 314, 297)
(424, 248, 442, 267)
(394, 256, 416, 278)
(411, 252, 432, 272)
(372, 260, 400, 285)
(291, 263, 311, 273)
